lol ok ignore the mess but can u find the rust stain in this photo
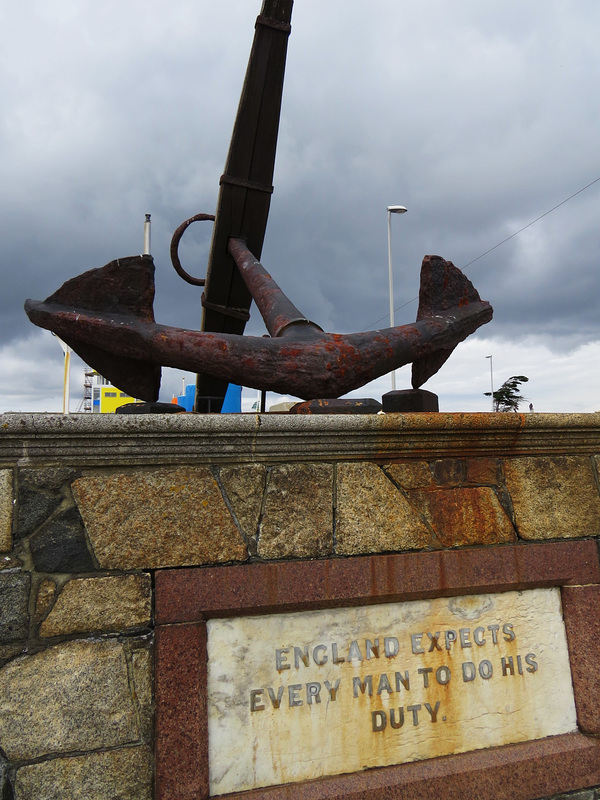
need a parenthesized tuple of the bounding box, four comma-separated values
(408, 487, 517, 547)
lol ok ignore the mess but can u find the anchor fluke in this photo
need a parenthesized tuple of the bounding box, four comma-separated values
(411, 255, 488, 389)
(25, 255, 161, 401)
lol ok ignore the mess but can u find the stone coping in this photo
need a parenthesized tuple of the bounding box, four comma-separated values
(1, 412, 600, 466)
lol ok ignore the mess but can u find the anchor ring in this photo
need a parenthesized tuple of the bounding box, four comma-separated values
(170, 213, 215, 286)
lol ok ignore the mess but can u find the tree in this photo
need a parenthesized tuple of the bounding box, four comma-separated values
(484, 375, 529, 412)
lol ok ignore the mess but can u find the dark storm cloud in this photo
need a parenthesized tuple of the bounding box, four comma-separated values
(1, 0, 599, 410)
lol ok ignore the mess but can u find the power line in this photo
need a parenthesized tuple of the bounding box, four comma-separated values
(362, 175, 600, 331)
(462, 175, 600, 269)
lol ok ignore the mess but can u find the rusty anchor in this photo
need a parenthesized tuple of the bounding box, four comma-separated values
(24, 240, 491, 401)
(24, 0, 493, 407)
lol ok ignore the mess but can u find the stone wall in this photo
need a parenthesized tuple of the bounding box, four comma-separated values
(1, 412, 600, 799)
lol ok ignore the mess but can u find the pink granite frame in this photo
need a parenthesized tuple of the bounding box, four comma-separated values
(155, 540, 600, 800)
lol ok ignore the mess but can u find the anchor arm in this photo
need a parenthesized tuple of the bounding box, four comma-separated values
(227, 237, 323, 339)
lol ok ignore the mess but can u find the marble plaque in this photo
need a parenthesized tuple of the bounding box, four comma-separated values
(207, 588, 577, 796)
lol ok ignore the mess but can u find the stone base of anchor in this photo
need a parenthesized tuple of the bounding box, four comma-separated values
(288, 391, 440, 414)
(289, 398, 382, 415)
(382, 389, 439, 413)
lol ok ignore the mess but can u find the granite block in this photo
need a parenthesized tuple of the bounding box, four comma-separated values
(431, 459, 466, 486)
(504, 456, 600, 540)
(0, 470, 12, 552)
(386, 461, 433, 490)
(0, 639, 139, 760)
(39, 574, 151, 637)
(258, 464, 333, 559)
(15, 487, 61, 540)
(219, 464, 266, 540)
(155, 540, 600, 624)
(156, 623, 208, 800)
(0, 747, 9, 799)
(19, 467, 79, 491)
(408, 486, 516, 547)
(73, 467, 247, 569)
(0, 572, 30, 643)
(561, 585, 600, 734)
(15, 746, 152, 800)
(130, 646, 153, 741)
(465, 458, 500, 485)
(336, 463, 433, 555)
(34, 579, 57, 622)
(29, 506, 95, 573)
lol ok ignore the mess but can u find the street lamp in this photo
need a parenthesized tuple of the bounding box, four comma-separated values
(486, 354, 494, 411)
(387, 205, 408, 390)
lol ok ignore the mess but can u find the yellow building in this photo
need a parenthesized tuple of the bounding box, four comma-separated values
(83, 371, 138, 413)
(97, 386, 137, 413)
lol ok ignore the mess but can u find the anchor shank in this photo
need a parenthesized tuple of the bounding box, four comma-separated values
(196, 0, 294, 410)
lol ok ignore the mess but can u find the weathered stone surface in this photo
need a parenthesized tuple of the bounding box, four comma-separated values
(130, 645, 153, 741)
(220, 464, 266, 539)
(0, 553, 22, 571)
(431, 458, 466, 486)
(15, 487, 61, 540)
(155, 622, 208, 799)
(14, 746, 152, 800)
(72, 467, 247, 569)
(257, 464, 333, 559)
(0, 572, 30, 643)
(19, 467, 79, 491)
(4, 411, 600, 466)
(386, 461, 433, 490)
(561, 584, 600, 735)
(34, 578, 57, 622)
(336, 463, 433, 555)
(465, 458, 499, 485)
(207, 588, 576, 795)
(290, 397, 382, 414)
(156, 541, 600, 624)
(0, 749, 9, 800)
(408, 487, 516, 547)
(539, 792, 596, 800)
(39, 575, 151, 638)
(0, 470, 12, 553)
(505, 456, 600, 540)
(29, 506, 95, 573)
(0, 643, 25, 665)
(0, 639, 139, 760)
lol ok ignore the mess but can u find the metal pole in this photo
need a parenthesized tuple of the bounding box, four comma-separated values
(143, 214, 151, 255)
(63, 348, 71, 415)
(54, 335, 71, 414)
(387, 206, 407, 391)
(486, 354, 494, 411)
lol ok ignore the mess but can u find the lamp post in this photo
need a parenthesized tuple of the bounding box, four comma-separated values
(387, 205, 408, 390)
(486, 354, 494, 411)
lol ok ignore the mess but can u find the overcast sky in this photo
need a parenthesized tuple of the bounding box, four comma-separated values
(1, 0, 599, 413)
